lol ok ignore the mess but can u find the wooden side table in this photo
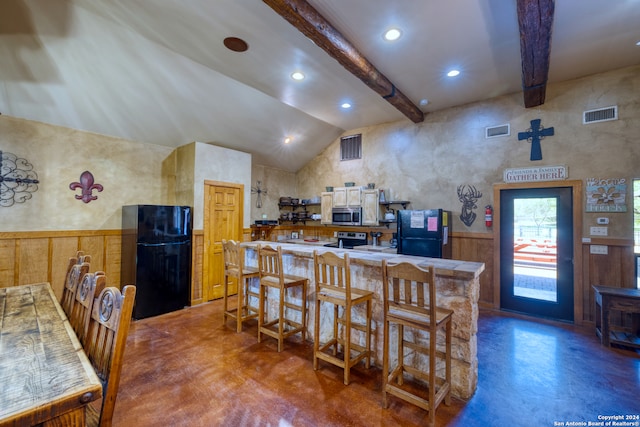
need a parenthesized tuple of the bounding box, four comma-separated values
(593, 285, 640, 349)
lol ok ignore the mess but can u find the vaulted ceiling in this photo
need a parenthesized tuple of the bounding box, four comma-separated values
(1, 0, 639, 171)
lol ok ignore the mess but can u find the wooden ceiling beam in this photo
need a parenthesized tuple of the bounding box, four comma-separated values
(517, 0, 555, 108)
(263, 0, 424, 123)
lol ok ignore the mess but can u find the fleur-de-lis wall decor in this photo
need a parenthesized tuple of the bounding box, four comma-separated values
(69, 171, 103, 203)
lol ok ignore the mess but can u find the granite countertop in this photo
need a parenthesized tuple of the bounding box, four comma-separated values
(242, 241, 484, 280)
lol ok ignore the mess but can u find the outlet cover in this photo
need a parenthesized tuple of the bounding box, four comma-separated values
(590, 245, 608, 255)
(590, 226, 608, 236)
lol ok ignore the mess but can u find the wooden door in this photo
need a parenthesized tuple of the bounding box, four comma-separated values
(203, 181, 243, 301)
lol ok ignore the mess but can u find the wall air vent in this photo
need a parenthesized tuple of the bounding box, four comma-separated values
(583, 106, 618, 124)
(340, 133, 362, 161)
(485, 124, 510, 139)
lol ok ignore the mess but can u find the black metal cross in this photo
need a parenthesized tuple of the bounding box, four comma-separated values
(518, 119, 554, 161)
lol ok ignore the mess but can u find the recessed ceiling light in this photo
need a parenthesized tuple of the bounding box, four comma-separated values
(291, 71, 305, 81)
(419, 99, 429, 106)
(447, 69, 460, 77)
(284, 136, 293, 144)
(341, 102, 352, 109)
(384, 28, 402, 41)
(636, 40, 640, 46)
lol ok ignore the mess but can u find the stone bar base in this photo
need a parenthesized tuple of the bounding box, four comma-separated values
(243, 241, 484, 400)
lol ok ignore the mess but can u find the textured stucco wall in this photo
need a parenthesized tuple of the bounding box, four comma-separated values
(0, 119, 253, 232)
(250, 164, 297, 223)
(0, 116, 174, 231)
(193, 142, 252, 230)
(295, 65, 640, 238)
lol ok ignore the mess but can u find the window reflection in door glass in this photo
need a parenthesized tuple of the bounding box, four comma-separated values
(512, 197, 558, 302)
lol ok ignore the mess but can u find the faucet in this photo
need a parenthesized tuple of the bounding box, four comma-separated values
(370, 231, 382, 246)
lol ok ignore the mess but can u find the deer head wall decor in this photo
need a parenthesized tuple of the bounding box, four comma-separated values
(457, 185, 483, 227)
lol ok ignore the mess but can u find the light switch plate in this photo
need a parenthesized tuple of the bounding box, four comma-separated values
(590, 226, 608, 236)
(590, 245, 608, 255)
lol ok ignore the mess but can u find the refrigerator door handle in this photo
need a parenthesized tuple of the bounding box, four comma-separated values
(138, 241, 191, 247)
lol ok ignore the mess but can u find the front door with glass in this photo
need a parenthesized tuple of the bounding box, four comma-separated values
(500, 187, 574, 322)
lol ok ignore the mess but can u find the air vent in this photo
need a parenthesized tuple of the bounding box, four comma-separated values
(340, 134, 362, 161)
(583, 106, 618, 124)
(485, 124, 510, 139)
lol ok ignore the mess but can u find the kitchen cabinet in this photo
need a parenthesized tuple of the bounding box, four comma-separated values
(321, 192, 333, 224)
(362, 189, 379, 226)
(333, 187, 361, 207)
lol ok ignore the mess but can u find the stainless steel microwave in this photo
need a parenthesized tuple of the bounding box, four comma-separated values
(331, 207, 362, 226)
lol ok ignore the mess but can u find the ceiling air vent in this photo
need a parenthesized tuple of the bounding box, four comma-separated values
(340, 133, 362, 161)
(583, 106, 618, 124)
(485, 124, 510, 139)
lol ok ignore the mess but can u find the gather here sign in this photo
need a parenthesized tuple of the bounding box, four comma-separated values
(503, 165, 568, 183)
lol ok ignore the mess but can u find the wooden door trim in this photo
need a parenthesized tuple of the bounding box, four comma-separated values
(492, 180, 584, 324)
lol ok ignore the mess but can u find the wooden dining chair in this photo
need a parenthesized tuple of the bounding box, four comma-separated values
(76, 250, 92, 263)
(381, 260, 453, 427)
(84, 285, 136, 427)
(257, 244, 308, 352)
(313, 250, 373, 385)
(61, 260, 90, 319)
(69, 271, 106, 346)
(222, 239, 260, 332)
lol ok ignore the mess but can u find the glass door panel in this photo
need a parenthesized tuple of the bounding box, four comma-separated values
(500, 187, 573, 322)
(512, 197, 558, 302)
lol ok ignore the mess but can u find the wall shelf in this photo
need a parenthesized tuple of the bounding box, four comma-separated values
(380, 200, 411, 209)
(278, 202, 321, 225)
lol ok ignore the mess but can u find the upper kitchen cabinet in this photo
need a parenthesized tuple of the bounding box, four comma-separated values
(333, 187, 361, 207)
(321, 192, 333, 225)
(362, 189, 379, 226)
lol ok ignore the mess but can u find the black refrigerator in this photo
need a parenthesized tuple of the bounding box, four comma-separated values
(121, 205, 192, 319)
(397, 209, 451, 258)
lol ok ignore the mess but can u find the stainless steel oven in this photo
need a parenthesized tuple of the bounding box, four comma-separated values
(331, 207, 362, 226)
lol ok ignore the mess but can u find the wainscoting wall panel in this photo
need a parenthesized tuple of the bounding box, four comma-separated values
(191, 231, 204, 305)
(1, 230, 633, 325)
(581, 239, 635, 325)
(451, 232, 495, 307)
(0, 231, 122, 300)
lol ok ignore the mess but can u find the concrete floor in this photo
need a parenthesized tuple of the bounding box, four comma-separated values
(111, 298, 640, 426)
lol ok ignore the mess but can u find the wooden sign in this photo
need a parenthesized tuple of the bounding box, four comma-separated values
(503, 165, 567, 183)
(586, 178, 627, 212)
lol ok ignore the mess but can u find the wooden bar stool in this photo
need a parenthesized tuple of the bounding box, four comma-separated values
(313, 250, 373, 385)
(222, 239, 260, 333)
(256, 244, 308, 352)
(381, 260, 453, 427)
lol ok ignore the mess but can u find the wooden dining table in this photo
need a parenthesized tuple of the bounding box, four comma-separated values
(0, 282, 102, 427)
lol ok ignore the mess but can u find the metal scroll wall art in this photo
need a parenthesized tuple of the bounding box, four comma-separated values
(457, 184, 483, 227)
(251, 180, 267, 208)
(0, 150, 40, 207)
(69, 171, 103, 203)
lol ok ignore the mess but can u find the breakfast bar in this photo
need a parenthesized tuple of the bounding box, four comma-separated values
(242, 241, 485, 400)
